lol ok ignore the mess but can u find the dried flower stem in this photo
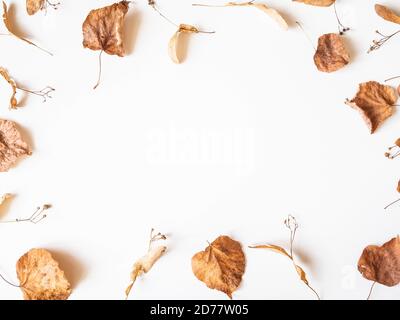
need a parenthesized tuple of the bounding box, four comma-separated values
(0, 272, 19, 288)
(367, 281, 376, 300)
(384, 198, 400, 210)
(17, 86, 55, 103)
(150, 1, 215, 34)
(285, 215, 320, 300)
(148, 228, 167, 251)
(0, 204, 51, 224)
(333, 2, 349, 35)
(368, 30, 400, 53)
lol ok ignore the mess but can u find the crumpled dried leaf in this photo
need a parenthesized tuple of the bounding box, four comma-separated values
(293, 0, 335, 6)
(375, 4, 400, 25)
(0, 193, 11, 206)
(345, 81, 397, 134)
(314, 33, 349, 73)
(0, 119, 31, 172)
(16, 248, 71, 300)
(192, 235, 245, 299)
(26, 0, 44, 15)
(168, 24, 199, 64)
(250, 215, 320, 299)
(2, 1, 52, 55)
(358, 236, 400, 287)
(125, 229, 167, 299)
(0, 67, 17, 108)
(82, 1, 130, 57)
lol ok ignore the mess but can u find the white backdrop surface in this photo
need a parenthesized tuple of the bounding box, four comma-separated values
(0, 0, 399, 300)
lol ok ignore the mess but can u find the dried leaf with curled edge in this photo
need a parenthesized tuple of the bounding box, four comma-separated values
(82, 1, 130, 56)
(2, 1, 52, 55)
(0, 119, 31, 172)
(375, 4, 400, 24)
(168, 24, 199, 64)
(293, 0, 335, 6)
(314, 33, 349, 73)
(358, 236, 400, 287)
(191, 235, 245, 299)
(345, 81, 397, 134)
(125, 229, 167, 299)
(16, 248, 71, 300)
(193, 2, 288, 30)
(0, 67, 17, 109)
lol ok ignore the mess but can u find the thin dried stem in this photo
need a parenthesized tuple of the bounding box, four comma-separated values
(0, 272, 19, 288)
(296, 21, 316, 51)
(17, 85, 55, 103)
(384, 198, 400, 210)
(93, 50, 103, 90)
(0, 204, 51, 224)
(148, 228, 167, 251)
(367, 281, 376, 300)
(333, 2, 349, 35)
(192, 0, 256, 7)
(385, 75, 400, 82)
(368, 30, 400, 53)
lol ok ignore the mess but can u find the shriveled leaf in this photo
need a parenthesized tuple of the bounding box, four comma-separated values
(314, 33, 349, 73)
(0, 119, 31, 172)
(294, 264, 309, 285)
(358, 236, 400, 287)
(26, 0, 44, 15)
(251, 3, 288, 30)
(375, 4, 400, 25)
(192, 235, 245, 298)
(2, 1, 51, 55)
(345, 81, 397, 134)
(0, 67, 17, 108)
(293, 0, 336, 6)
(249, 244, 291, 259)
(82, 1, 130, 56)
(125, 245, 166, 299)
(0, 193, 11, 206)
(168, 24, 199, 64)
(16, 248, 71, 300)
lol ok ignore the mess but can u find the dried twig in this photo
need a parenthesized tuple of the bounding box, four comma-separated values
(368, 30, 400, 53)
(0, 204, 51, 224)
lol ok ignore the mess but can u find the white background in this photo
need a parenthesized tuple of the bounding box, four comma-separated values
(0, 0, 399, 300)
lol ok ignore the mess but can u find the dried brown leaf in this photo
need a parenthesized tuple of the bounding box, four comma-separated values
(168, 24, 199, 64)
(375, 4, 400, 25)
(0, 119, 31, 172)
(249, 244, 291, 259)
(358, 236, 400, 287)
(125, 245, 166, 299)
(192, 235, 245, 299)
(82, 1, 130, 57)
(314, 33, 349, 73)
(293, 0, 335, 6)
(2, 1, 52, 55)
(0, 193, 11, 206)
(26, 0, 44, 15)
(16, 248, 71, 300)
(0, 67, 17, 109)
(345, 81, 397, 134)
(397, 180, 400, 193)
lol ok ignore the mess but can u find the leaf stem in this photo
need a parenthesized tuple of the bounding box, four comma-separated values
(0, 272, 19, 288)
(93, 50, 103, 90)
(384, 198, 400, 210)
(367, 281, 376, 300)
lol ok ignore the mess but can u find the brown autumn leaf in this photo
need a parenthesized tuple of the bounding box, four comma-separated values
(397, 180, 400, 193)
(193, 2, 288, 30)
(125, 229, 167, 299)
(82, 1, 129, 56)
(26, 0, 44, 15)
(2, 1, 52, 55)
(16, 248, 71, 300)
(168, 24, 199, 64)
(375, 4, 400, 25)
(358, 236, 400, 287)
(0, 119, 31, 172)
(314, 33, 349, 73)
(192, 235, 245, 299)
(293, 0, 336, 6)
(0, 67, 17, 109)
(345, 81, 397, 134)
